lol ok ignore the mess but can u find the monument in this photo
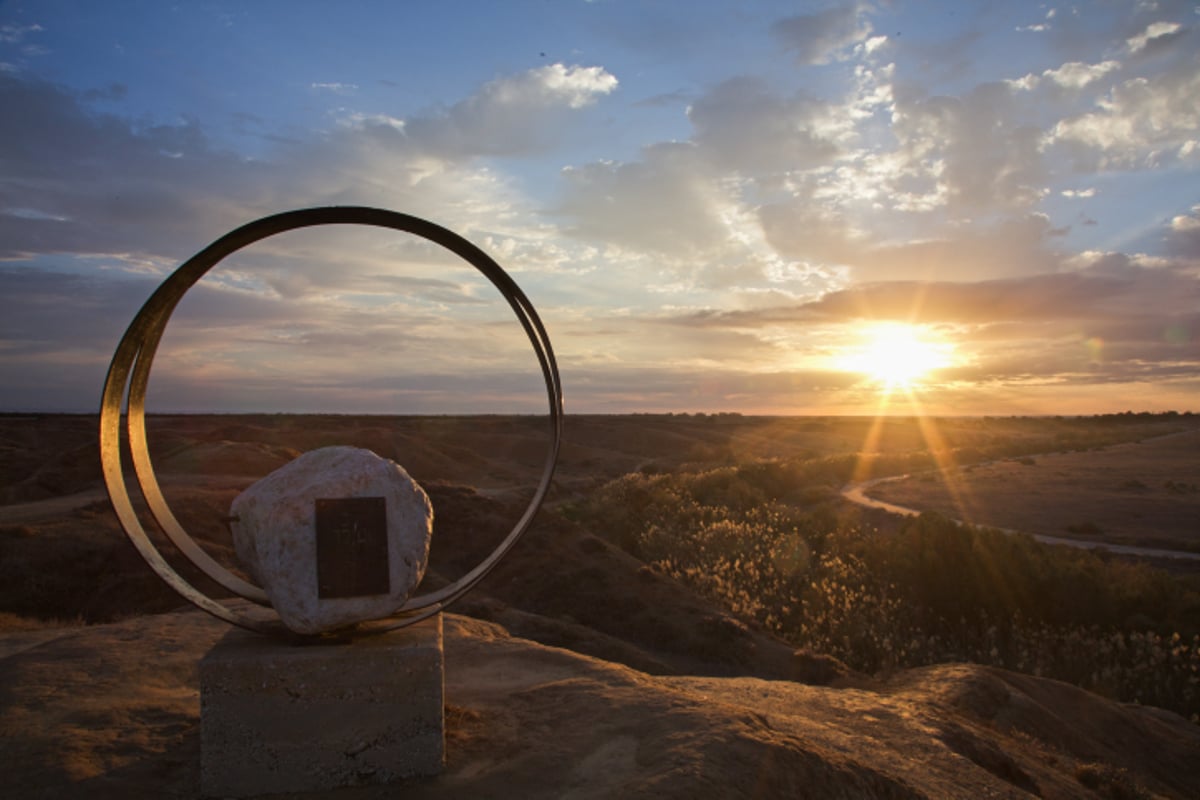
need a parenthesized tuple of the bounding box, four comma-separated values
(98, 207, 563, 795)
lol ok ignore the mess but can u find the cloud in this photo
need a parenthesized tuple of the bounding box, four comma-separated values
(0, 73, 273, 261)
(1168, 205, 1200, 258)
(402, 64, 617, 158)
(1050, 52, 1200, 168)
(762, 206, 1065, 283)
(1024, 60, 1122, 89)
(889, 81, 1047, 213)
(686, 77, 842, 173)
(660, 272, 1135, 329)
(0, 23, 43, 44)
(1045, 60, 1121, 89)
(556, 142, 730, 259)
(310, 82, 358, 94)
(646, 257, 1200, 395)
(0, 66, 619, 412)
(562, 364, 866, 413)
(803, 265, 1196, 325)
(4, 6, 1198, 415)
(757, 195, 863, 267)
(1126, 20, 1183, 53)
(0, 258, 552, 413)
(771, 4, 872, 65)
(0, 65, 615, 266)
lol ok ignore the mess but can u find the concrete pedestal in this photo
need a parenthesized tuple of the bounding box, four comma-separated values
(199, 615, 444, 797)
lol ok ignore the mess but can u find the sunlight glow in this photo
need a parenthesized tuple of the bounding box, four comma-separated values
(837, 323, 954, 388)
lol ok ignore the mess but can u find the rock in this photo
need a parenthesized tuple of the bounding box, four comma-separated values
(230, 446, 432, 634)
(6, 609, 1200, 799)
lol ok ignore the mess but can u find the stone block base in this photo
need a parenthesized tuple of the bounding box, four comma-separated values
(199, 615, 444, 797)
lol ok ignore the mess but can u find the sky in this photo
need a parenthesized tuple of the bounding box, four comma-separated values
(1, 1, 1198, 416)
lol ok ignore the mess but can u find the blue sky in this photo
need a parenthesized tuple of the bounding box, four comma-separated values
(1, 1, 1198, 414)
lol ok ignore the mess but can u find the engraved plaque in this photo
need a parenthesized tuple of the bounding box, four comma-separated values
(315, 497, 391, 599)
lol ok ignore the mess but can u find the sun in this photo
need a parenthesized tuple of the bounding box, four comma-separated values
(837, 323, 953, 388)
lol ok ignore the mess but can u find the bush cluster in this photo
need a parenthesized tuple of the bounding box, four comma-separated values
(577, 460, 1200, 721)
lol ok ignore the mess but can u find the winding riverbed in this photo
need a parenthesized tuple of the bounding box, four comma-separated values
(841, 473, 1200, 562)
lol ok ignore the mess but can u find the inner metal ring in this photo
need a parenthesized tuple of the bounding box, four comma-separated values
(99, 206, 563, 635)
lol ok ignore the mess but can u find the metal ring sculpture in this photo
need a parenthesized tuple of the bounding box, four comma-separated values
(100, 207, 563, 635)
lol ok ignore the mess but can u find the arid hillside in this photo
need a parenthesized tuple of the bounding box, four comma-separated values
(1, 413, 1198, 797)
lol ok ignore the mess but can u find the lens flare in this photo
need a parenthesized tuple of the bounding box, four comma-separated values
(838, 323, 954, 388)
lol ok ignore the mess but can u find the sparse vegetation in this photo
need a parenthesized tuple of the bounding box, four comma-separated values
(578, 453, 1200, 721)
(1075, 763, 1152, 800)
(4, 411, 1199, 725)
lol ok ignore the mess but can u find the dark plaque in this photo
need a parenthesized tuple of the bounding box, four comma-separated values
(315, 497, 391, 599)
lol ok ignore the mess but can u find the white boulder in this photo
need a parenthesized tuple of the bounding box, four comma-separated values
(230, 446, 433, 634)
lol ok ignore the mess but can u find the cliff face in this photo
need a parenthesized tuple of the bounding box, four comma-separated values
(2, 609, 1197, 799)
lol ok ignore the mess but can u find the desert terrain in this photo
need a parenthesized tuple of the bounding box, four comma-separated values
(2, 412, 1199, 797)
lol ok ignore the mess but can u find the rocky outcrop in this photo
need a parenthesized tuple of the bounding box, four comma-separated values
(2, 608, 1197, 799)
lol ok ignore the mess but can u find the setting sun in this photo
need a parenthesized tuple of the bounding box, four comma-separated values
(838, 323, 954, 388)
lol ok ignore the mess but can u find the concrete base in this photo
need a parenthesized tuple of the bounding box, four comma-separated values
(199, 615, 444, 797)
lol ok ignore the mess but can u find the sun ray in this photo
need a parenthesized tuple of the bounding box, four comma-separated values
(909, 392, 979, 524)
(838, 320, 982, 531)
(837, 322, 955, 389)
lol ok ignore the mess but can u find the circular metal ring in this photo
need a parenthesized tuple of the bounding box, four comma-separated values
(99, 206, 563, 635)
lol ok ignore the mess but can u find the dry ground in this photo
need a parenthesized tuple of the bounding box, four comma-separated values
(868, 429, 1200, 552)
(3, 608, 1198, 799)
(2, 412, 1198, 796)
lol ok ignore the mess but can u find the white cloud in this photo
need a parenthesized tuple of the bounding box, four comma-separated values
(556, 143, 730, 260)
(888, 81, 1046, 212)
(1044, 60, 1121, 89)
(1006, 74, 1040, 92)
(339, 112, 405, 131)
(527, 63, 618, 108)
(2, 206, 69, 221)
(862, 35, 888, 55)
(0, 23, 43, 44)
(1168, 205, 1200, 257)
(1172, 206, 1200, 233)
(0, 68, 601, 279)
(1126, 20, 1181, 52)
(686, 77, 842, 173)
(1061, 188, 1096, 198)
(1008, 60, 1120, 91)
(310, 82, 358, 94)
(1051, 64, 1200, 168)
(771, 4, 872, 65)
(402, 63, 617, 157)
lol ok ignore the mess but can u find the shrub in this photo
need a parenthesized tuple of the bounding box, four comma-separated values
(580, 467, 1200, 721)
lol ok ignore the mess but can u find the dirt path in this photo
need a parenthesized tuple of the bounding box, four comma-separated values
(0, 487, 110, 525)
(0, 473, 253, 526)
(841, 429, 1200, 562)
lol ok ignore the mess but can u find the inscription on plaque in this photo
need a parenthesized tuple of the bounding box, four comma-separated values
(314, 497, 391, 599)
